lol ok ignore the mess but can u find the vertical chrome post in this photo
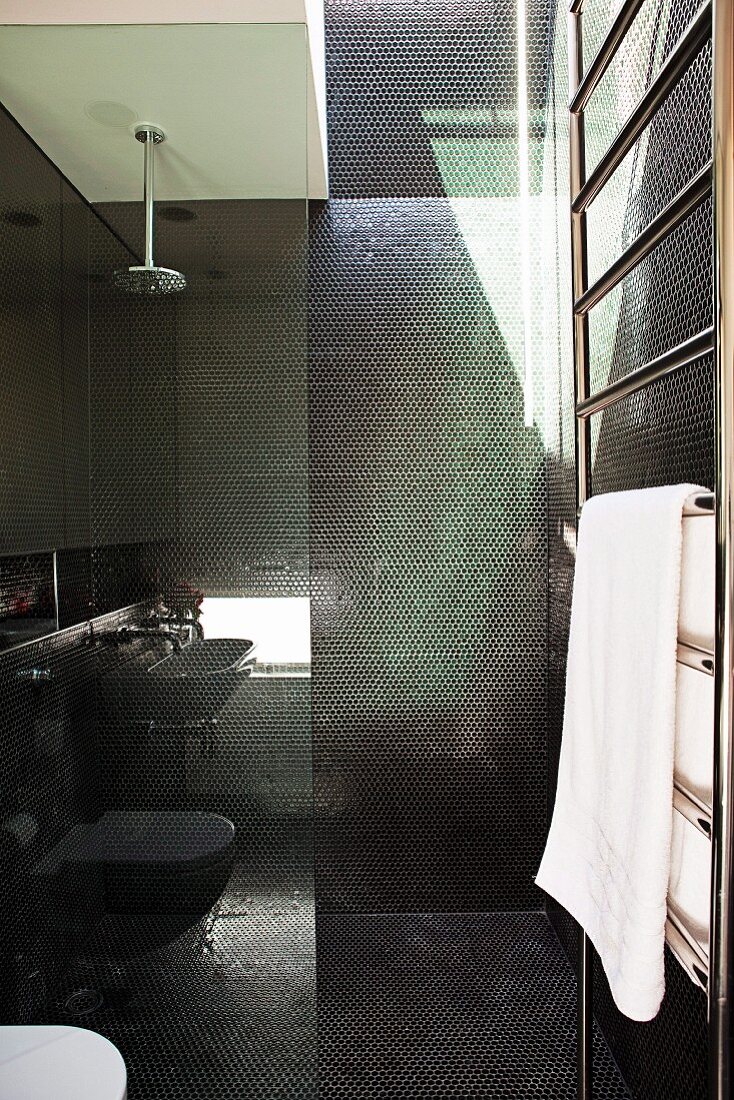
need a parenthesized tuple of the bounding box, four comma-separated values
(569, 6, 593, 1099)
(577, 930, 594, 1098)
(570, 11, 591, 513)
(51, 549, 59, 633)
(143, 135, 154, 269)
(711, 1, 734, 1095)
(134, 125, 165, 271)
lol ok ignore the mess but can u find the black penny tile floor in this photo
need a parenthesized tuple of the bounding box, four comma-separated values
(318, 911, 630, 1099)
(45, 893, 630, 1098)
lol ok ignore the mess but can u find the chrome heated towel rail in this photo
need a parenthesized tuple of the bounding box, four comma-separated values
(566, 0, 733, 1096)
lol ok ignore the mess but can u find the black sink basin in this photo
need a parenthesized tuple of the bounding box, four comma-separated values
(148, 638, 255, 676)
(102, 637, 256, 725)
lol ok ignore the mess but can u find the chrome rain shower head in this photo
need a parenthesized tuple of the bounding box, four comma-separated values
(114, 265, 187, 295)
(114, 125, 187, 295)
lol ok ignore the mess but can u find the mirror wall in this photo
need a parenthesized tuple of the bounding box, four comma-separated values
(0, 21, 315, 1098)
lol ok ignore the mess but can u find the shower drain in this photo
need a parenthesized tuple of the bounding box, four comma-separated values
(62, 988, 103, 1015)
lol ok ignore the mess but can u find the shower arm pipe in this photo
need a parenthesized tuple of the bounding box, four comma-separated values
(135, 125, 164, 270)
(144, 133, 154, 268)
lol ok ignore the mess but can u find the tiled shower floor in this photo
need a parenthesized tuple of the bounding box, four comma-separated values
(318, 912, 630, 1099)
(48, 862, 317, 1099)
(48, 880, 629, 1098)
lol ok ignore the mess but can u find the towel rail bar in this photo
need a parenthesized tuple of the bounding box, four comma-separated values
(574, 164, 712, 315)
(666, 909, 709, 989)
(569, 0, 645, 114)
(576, 488, 714, 519)
(567, 0, 727, 1094)
(709, 1, 734, 1089)
(674, 779, 713, 836)
(683, 491, 716, 515)
(572, 1, 712, 214)
(678, 640, 715, 674)
(575, 328, 715, 419)
(568, 8, 594, 1096)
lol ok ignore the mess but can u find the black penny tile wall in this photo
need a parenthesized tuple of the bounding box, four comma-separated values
(310, 0, 552, 911)
(544, 0, 711, 1095)
(0, 606, 133, 1026)
(95, 199, 309, 603)
(0, 103, 159, 625)
(318, 912, 630, 1098)
(0, 107, 64, 558)
(0, 101, 163, 1028)
(0, 553, 56, 650)
(0, 0, 715, 1094)
(325, 0, 550, 199)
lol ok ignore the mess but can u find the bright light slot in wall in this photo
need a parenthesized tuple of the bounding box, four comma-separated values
(517, 0, 534, 429)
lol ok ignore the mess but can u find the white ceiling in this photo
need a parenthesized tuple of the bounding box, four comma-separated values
(0, 1, 311, 23)
(0, 20, 326, 200)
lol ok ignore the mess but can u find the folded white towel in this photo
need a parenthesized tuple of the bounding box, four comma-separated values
(668, 812, 711, 952)
(536, 484, 706, 1021)
(679, 511, 715, 651)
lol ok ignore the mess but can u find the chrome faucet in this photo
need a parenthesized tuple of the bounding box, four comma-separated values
(116, 622, 186, 651)
(161, 613, 204, 643)
(116, 604, 204, 651)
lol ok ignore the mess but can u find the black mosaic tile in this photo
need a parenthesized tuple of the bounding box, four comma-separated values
(56, 548, 93, 630)
(583, 0, 707, 181)
(61, 178, 92, 551)
(94, 199, 310, 604)
(1, 1, 711, 1097)
(0, 104, 316, 1100)
(82, 196, 314, 1094)
(310, 0, 553, 913)
(88, 210, 177, 594)
(91, 541, 172, 620)
(586, 40, 712, 288)
(0, 103, 152, 632)
(592, 353, 715, 496)
(0, 106, 64, 556)
(0, 610, 114, 1024)
(325, 0, 551, 198)
(593, 946, 707, 1100)
(318, 912, 629, 1098)
(44, 862, 317, 1100)
(588, 200, 713, 398)
(309, 197, 547, 912)
(97, 667, 313, 867)
(582, 0, 713, 395)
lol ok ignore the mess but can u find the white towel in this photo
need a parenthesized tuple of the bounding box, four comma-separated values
(668, 812, 711, 953)
(536, 484, 706, 1021)
(679, 511, 715, 651)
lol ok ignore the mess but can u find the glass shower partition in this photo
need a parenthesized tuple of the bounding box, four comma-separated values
(84, 23, 314, 1098)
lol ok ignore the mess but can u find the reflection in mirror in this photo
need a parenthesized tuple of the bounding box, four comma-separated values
(0, 551, 57, 651)
(0, 18, 315, 1098)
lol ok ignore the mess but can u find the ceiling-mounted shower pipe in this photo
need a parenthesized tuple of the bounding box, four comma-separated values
(140, 124, 161, 270)
(114, 123, 186, 295)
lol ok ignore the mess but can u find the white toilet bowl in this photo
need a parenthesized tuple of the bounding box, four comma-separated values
(0, 1025, 126, 1100)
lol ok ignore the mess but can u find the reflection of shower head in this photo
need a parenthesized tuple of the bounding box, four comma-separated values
(114, 266, 186, 295)
(114, 125, 186, 296)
